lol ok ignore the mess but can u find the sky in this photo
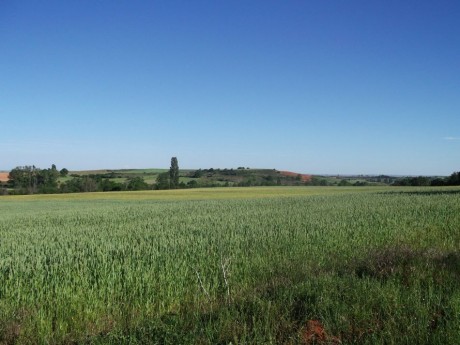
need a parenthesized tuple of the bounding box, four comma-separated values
(1, 1, 459, 175)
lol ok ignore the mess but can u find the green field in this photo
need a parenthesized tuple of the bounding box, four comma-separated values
(1, 187, 460, 344)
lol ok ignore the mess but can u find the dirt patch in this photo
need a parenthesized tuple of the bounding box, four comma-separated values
(300, 320, 341, 344)
(0, 173, 9, 182)
(280, 171, 312, 182)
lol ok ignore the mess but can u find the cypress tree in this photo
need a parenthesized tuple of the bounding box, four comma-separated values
(169, 157, 179, 188)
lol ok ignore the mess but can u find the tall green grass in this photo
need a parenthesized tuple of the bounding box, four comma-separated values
(1, 187, 459, 344)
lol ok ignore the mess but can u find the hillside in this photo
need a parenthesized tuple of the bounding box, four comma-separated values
(66, 168, 311, 188)
(4, 167, 443, 195)
(65, 169, 396, 188)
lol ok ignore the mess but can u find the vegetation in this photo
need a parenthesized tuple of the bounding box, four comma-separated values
(392, 172, 460, 186)
(169, 157, 180, 189)
(7, 165, 61, 194)
(4, 161, 460, 196)
(1, 186, 460, 344)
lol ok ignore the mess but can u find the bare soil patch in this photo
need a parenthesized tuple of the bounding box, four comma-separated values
(280, 171, 312, 182)
(0, 172, 9, 182)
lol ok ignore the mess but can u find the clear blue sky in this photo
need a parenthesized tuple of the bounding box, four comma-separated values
(1, 1, 459, 175)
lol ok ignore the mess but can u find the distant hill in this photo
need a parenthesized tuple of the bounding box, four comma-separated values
(66, 168, 312, 187)
(280, 171, 312, 182)
(3, 167, 418, 193)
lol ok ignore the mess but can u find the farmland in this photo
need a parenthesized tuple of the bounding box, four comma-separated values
(0, 173, 9, 183)
(1, 186, 460, 344)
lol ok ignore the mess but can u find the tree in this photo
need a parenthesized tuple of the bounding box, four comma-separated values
(447, 171, 460, 185)
(37, 165, 59, 193)
(60, 168, 69, 177)
(126, 177, 149, 191)
(8, 166, 39, 194)
(169, 157, 179, 189)
(155, 172, 170, 190)
(339, 179, 351, 186)
(81, 176, 98, 192)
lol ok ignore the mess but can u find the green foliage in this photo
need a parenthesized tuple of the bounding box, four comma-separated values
(155, 172, 170, 190)
(126, 176, 149, 191)
(448, 171, 460, 185)
(59, 176, 98, 193)
(186, 180, 198, 188)
(8, 165, 61, 194)
(169, 157, 179, 189)
(307, 176, 329, 186)
(189, 169, 203, 178)
(1, 187, 460, 343)
(59, 168, 69, 177)
(393, 176, 431, 186)
(99, 179, 124, 192)
(391, 172, 460, 187)
(338, 179, 351, 186)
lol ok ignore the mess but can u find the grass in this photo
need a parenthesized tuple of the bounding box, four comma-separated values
(1, 186, 382, 201)
(63, 169, 197, 187)
(114, 169, 169, 174)
(1, 186, 460, 344)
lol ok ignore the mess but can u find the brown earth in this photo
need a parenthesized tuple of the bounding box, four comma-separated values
(0, 172, 9, 182)
(280, 171, 312, 182)
(301, 320, 341, 344)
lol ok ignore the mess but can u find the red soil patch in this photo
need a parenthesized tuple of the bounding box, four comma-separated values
(301, 320, 341, 344)
(0, 172, 9, 182)
(280, 171, 312, 182)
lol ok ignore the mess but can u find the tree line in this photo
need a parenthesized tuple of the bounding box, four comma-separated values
(2, 158, 186, 195)
(6, 164, 68, 194)
(391, 172, 460, 186)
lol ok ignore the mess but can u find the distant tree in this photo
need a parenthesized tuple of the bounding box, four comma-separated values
(339, 179, 351, 186)
(38, 165, 60, 192)
(83, 176, 98, 192)
(156, 172, 170, 190)
(431, 178, 446, 186)
(447, 171, 460, 185)
(59, 178, 81, 193)
(60, 168, 69, 177)
(100, 179, 124, 191)
(191, 169, 203, 178)
(169, 157, 179, 188)
(187, 180, 198, 188)
(8, 166, 39, 194)
(307, 177, 326, 186)
(126, 177, 149, 191)
(393, 176, 432, 187)
(8, 164, 61, 194)
(412, 176, 431, 186)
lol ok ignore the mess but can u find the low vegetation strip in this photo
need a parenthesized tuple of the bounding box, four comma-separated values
(1, 186, 380, 202)
(1, 187, 460, 344)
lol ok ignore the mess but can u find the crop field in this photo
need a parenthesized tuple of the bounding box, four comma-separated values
(1, 187, 460, 344)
